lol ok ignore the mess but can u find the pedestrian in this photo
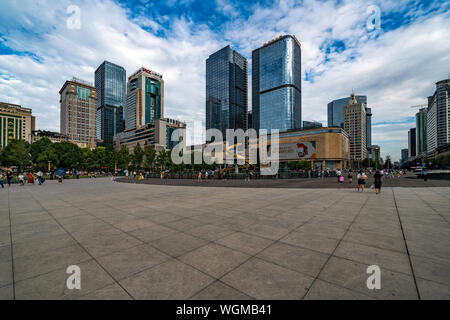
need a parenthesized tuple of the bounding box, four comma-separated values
(6, 171, 13, 187)
(139, 172, 143, 181)
(197, 170, 202, 183)
(18, 173, 25, 186)
(357, 170, 367, 192)
(348, 170, 353, 183)
(205, 170, 209, 182)
(373, 170, 382, 194)
(27, 172, 35, 185)
(422, 168, 428, 181)
(37, 170, 43, 185)
(0, 171, 4, 188)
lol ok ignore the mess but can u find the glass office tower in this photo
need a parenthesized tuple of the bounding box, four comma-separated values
(327, 95, 372, 148)
(95, 61, 126, 145)
(206, 45, 248, 139)
(252, 35, 302, 133)
(415, 108, 427, 155)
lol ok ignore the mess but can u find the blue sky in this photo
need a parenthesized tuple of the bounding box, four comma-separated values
(0, 0, 449, 161)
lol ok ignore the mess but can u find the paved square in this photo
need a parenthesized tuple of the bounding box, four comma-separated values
(0, 178, 449, 300)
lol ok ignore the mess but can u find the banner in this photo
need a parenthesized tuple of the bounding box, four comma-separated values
(278, 141, 316, 160)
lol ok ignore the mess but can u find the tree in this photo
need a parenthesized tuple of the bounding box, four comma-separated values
(131, 144, 144, 170)
(116, 145, 130, 170)
(384, 155, 393, 170)
(156, 149, 171, 171)
(53, 141, 84, 169)
(35, 144, 58, 171)
(1, 139, 31, 172)
(30, 137, 52, 164)
(143, 146, 157, 171)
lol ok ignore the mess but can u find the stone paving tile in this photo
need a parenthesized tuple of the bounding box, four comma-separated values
(77, 283, 132, 300)
(190, 281, 253, 300)
(304, 279, 375, 300)
(256, 242, 329, 278)
(0, 285, 13, 300)
(119, 260, 214, 299)
(318, 257, 418, 300)
(280, 230, 340, 254)
(14, 260, 116, 300)
(179, 243, 250, 278)
(3, 180, 450, 299)
(333, 241, 412, 275)
(96, 244, 172, 280)
(152, 232, 209, 257)
(215, 232, 274, 255)
(416, 278, 450, 300)
(221, 257, 314, 299)
(13, 244, 91, 282)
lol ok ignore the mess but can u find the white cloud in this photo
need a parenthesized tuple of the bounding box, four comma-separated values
(0, 0, 448, 161)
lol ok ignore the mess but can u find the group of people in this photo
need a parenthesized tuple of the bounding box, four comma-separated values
(0, 170, 45, 188)
(337, 169, 383, 194)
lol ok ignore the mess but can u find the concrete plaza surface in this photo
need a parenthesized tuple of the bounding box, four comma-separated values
(0, 179, 449, 300)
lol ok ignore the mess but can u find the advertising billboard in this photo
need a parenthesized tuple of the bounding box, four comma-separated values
(279, 141, 316, 160)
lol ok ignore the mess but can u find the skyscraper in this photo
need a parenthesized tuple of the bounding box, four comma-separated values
(0, 102, 35, 148)
(426, 79, 449, 153)
(95, 61, 126, 145)
(344, 94, 367, 164)
(60, 78, 97, 148)
(415, 107, 427, 155)
(401, 148, 409, 164)
(252, 35, 301, 133)
(328, 95, 372, 149)
(408, 128, 416, 158)
(125, 67, 163, 130)
(206, 45, 247, 139)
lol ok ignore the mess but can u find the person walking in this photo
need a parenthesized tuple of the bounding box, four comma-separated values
(6, 171, 13, 187)
(18, 173, 25, 186)
(197, 170, 202, 183)
(27, 172, 35, 185)
(357, 170, 367, 192)
(37, 170, 43, 185)
(0, 171, 4, 189)
(348, 170, 353, 183)
(373, 170, 382, 194)
(422, 168, 428, 181)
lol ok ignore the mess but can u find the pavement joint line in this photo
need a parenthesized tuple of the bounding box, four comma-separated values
(413, 192, 449, 224)
(25, 188, 136, 300)
(188, 191, 350, 300)
(391, 188, 422, 300)
(7, 186, 16, 299)
(301, 192, 371, 300)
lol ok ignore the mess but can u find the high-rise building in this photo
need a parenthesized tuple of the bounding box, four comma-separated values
(206, 45, 247, 139)
(247, 110, 252, 131)
(401, 148, 409, 164)
(408, 128, 416, 158)
(328, 95, 372, 149)
(415, 108, 427, 155)
(125, 67, 163, 130)
(95, 61, 126, 146)
(59, 78, 97, 148)
(252, 35, 301, 133)
(302, 121, 322, 130)
(344, 94, 367, 164)
(0, 102, 35, 148)
(426, 79, 449, 153)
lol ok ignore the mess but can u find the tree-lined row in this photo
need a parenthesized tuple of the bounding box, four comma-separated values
(0, 138, 217, 172)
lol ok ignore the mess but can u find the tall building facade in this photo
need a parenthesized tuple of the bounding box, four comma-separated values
(415, 107, 427, 155)
(252, 35, 301, 133)
(59, 78, 97, 148)
(401, 148, 409, 164)
(0, 102, 35, 148)
(95, 61, 126, 146)
(125, 67, 163, 130)
(408, 128, 416, 158)
(426, 79, 449, 153)
(344, 94, 367, 164)
(206, 45, 247, 139)
(328, 95, 372, 149)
